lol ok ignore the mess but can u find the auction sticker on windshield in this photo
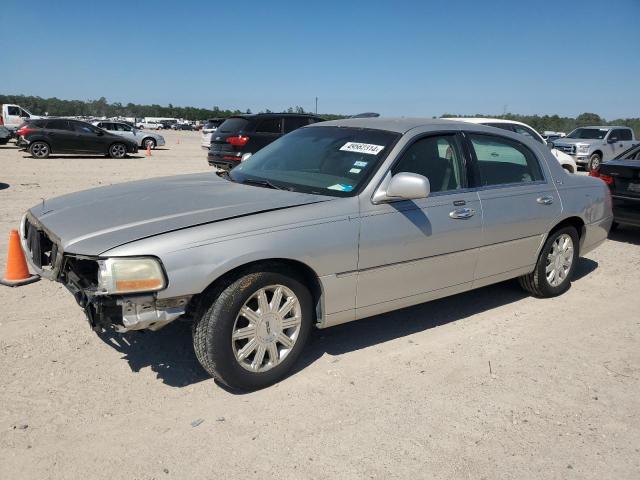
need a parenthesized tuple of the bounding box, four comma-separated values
(340, 142, 384, 155)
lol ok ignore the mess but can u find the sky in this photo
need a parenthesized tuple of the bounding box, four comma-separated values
(1, 0, 639, 118)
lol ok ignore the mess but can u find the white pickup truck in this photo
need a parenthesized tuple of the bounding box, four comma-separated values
(552, 126, 637, 170)
(1, 104, 43, 132)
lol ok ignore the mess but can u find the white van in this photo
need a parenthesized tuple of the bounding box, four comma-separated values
(1, 104, 42, 131)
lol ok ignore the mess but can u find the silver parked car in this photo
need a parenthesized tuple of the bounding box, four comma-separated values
(19, 118, 612, 390)
(92, 121, 165, 149)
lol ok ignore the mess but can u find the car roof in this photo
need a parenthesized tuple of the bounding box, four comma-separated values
(577, 125, 628, 129)
(306, 117, 470, 134)
(443, 117, 533, 128)
(230, 113, 322, 120)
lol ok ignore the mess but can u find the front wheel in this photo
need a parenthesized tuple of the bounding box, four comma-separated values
(108, 143, 127, 159)
(519, 226, 579, 297)
(193, 270, 313, 390)
(588, 153, 602, 171)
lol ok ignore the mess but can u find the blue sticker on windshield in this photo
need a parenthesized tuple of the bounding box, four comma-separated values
(327, 183, 354, 192)
(353, 161, 368, 168)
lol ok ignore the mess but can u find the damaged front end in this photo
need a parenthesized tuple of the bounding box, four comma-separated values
(20, 213, 191, 332)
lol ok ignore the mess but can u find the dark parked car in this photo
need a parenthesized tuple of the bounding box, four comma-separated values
(16, 119, 138, 159)
(0, 126, 11, 145)
(590, 143, 640, 228)
(207, 113, 324, 170)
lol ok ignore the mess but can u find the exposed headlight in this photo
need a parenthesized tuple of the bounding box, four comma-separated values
(576, 144, 590, 154)
(97, 257, 166, 294)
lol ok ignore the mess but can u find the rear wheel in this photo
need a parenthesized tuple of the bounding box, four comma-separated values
(519, 226, 579, 297)
(29, 141, 50, 159)
(193, 269, 312, 391)
(142, 137, 156, 149)
(588, 153, 602, 171)
(108, 143, 127, 159)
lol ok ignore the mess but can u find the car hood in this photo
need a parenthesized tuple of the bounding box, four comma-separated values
(553, 138, 598, 145)
(27, 173, 333, 255)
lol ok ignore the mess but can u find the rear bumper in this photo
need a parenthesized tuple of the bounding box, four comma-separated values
(612, 195, 640, 226)
(581, 215, 613, 255)
(207, 152, 241, 170)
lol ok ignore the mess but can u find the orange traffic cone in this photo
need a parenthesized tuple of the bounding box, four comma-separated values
(146, 144, 152, 157)
(0, 230, 40, 287)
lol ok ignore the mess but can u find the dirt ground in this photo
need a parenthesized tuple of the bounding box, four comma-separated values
(0, 131, 638, 480)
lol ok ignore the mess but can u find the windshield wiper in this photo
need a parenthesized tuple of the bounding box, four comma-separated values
(241, 178, 292, 191)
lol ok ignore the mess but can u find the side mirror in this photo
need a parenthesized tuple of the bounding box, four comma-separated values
(373, 172, 430, 203)
(607, 136, 618, 144)
(546, 140, 555, 148)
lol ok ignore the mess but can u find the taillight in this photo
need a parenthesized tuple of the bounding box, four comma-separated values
(226, 135, 249, 147)
(16, 127, 34, 137)
(589, 169, 613, 185)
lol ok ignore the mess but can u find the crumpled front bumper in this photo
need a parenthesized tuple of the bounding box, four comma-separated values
(19, 213, 190, 332)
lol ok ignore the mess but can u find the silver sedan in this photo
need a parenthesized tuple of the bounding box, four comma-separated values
(92, 121, 165, 149)
(20, 118, 612, 390)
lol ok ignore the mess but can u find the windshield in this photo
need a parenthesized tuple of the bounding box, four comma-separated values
(566, 128, 609, 139)
(228, 126, 400, 196)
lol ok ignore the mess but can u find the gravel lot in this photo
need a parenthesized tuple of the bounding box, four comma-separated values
(0, 131, 639, 479)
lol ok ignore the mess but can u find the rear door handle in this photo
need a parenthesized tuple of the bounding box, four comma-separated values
(537, 196, 554, 205)
(449, 208, 476, 219)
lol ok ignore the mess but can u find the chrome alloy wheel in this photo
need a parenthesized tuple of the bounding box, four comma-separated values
(546, 233, 574, 287)
(232, 284, 302, 373)
(31, 142, 49, 158)
(110, 143, 126, 158)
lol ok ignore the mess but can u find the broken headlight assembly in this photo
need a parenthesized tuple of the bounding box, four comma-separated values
(96, 257, 166, 295)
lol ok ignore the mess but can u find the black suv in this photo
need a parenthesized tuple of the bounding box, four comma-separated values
(16, 118, 139, 159)
(207, 113, 323, 170)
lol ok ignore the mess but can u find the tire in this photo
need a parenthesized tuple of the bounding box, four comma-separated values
(610, 221, 619, 232)
(193, 269, 313, 391)
(29, 141, 50, 159)
(519, 226, 579, 298)
(142, 137, 156, 149)
(108, 143, 127, 159)
(588, 153, 602, 171)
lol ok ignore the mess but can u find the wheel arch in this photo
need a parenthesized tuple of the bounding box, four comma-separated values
(548, 216, 586, 252)
(141, 136, 156, 147)
(591, 149, 603, 158)
(188, 258, 325, 326)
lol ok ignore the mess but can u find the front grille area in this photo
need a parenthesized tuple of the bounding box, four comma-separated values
(24, 217, 58, 270)
(555, 144, 576, 154)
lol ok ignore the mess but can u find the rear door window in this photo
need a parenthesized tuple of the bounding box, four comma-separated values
(256, 117, 283, 134)
(73, 122, 101, 134)
(468, 133, 544, 186)
(45, 119, 73, 131)
(217, 117, 250, 133)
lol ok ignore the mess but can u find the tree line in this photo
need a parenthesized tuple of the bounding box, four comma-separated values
(1, 94, 638, 135)
(0, 94, 345, 121)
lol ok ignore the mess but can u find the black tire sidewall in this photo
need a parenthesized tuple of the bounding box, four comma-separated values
(588, 153, 601, 171)
(143, 138, 156, 149)
(30, 141, 49, 158)
(535, 227, 579, 297)
(109, 143, 126, 158)
(200, 271, 313, 390)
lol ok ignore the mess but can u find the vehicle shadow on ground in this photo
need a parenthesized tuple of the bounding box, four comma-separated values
(21, 155, 147, 160)
(0, 182, 9, 191)
(96, 258, 598, 390)
(608, 226, 640, 246)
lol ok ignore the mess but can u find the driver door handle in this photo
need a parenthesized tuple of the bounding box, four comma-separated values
(449, 208, 476, 219)
(537, 196, 554, 205)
